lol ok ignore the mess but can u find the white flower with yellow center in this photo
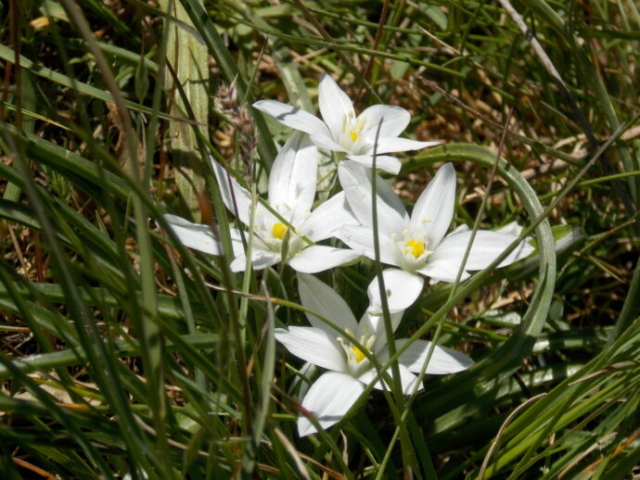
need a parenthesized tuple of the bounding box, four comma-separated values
(162, 133, 360, 273)
(336, 162, 535, 287)
(253, 74, 439, 174)
(275, 271, 474, 437)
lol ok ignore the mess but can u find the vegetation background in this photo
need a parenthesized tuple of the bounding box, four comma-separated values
(0, 0, 638, 478)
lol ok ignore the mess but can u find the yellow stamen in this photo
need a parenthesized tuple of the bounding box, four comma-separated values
(351, 345, 366, 363)
(405, 239, 425, 258)
(349, 131, 359, 142)
(272, 222, 288, 239)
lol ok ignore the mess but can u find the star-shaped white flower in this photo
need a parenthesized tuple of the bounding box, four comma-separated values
(163, 133, 360, 273)
(336, 162, 535, 288)
(275, 271, 473, 436)
(253, 74, 439, 174)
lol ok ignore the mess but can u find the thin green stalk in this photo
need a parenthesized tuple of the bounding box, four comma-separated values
(369, 120, 420, 478)
(59, 1, 171, 475)
(610, 254, 640, 341)
(177, 0, 278, 168)
(2, 124, 152, 478)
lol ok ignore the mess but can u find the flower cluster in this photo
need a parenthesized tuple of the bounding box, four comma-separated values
(163, 73, 534, 436)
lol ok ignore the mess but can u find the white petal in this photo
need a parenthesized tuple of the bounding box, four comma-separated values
(374, 138, 441, 155)
(229, 255, 248, 272)
(417, 259, 471, 283)
(338, 226, 400, 267)
(229, 248, 280, 272)
(359, 104, 411, 138)
(410, 163, 456, 247)
(253, 100, 331, 138)
(275, 327, 346, 372)
(298, 274, 359, 334)
(288, 246, 360, 273)
(300, 192, 359, 242)
(496, 221, 524, 236)
(358, 311, 403, 354)
(292, 362, 316, 402)
(367, 268, 424, 313)
(357, 363, 421, 394)
(298, 372, 363, 437)
(448, 224, 469, 235)
(268, 132, 319, 225)
(162, 214, 225, 255)
(318, 74, 355, 142)
(338, 161, 409, 235)
(346, 154, 402, 174)
(308, 132, 347, 152)
(396, 339, 474, 374)
(431, 230, 534, 271)
(210, 158, 252, 226)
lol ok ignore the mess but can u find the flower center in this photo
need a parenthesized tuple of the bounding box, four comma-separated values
(341, 114, 368, 151)
(392, 230, 433, 271)
(405, 239, 425, 258)
(337, 328, 376, 369)
(253, 209, 305, 260)
(272, 222, 288, 239)
(350, 345, 367, 363)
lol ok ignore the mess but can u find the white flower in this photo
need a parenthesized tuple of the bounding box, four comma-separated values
(253, 74, 439, 174)
(163, 133, 360, 273)
(336, 162, 535, 288)
(275, 271, 473, 436)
